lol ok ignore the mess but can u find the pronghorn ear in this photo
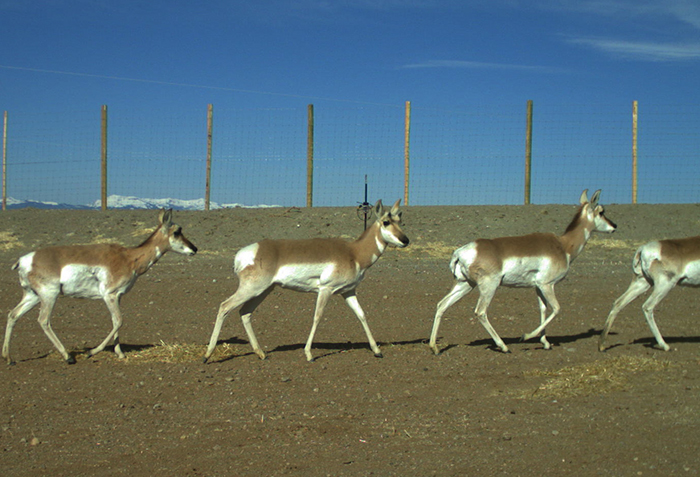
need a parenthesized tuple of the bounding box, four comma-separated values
(159, 208, 173, 233)
(579, 189, 589, 205)
(590, 190, 601, 207)
(390, 199, 402, 218)
(373, 200, 384, 218)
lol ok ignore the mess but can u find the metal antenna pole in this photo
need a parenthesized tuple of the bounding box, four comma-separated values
(356, 174, 372, 230)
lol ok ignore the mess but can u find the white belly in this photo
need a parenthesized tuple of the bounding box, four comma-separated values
(60, 265, 110, 299)
(680, 260, 700, 286)
(274, 262, 360, 293)
(501, 256, 562, 287)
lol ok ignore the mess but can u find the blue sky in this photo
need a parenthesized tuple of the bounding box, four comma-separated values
(1, 1, 699, 206)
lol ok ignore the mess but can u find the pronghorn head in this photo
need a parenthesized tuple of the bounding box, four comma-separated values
(374, 199, 409, 248)
(579, 189, 617, 234)
(158, 209, 198, 256)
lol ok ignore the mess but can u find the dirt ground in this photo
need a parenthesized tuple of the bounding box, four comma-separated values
(1, 200, 699, 476)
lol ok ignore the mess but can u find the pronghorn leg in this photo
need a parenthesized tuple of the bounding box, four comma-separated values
(343, 290, 382, 358)
(36, 294, 75, 364)
(599, 275, 651, 351)
(640, 277, 676, 351)
(203, 283, 273, 363)
(521, 284, 560, 349)
(429, 280, 473, 355)
(304, 288, 333, 362)
(475, 279, 509, 353)
(89, 294, 125, 359)
(3, 290, 41, 365)
(239, 287, 274, 360)
(535, 289, 551, 349)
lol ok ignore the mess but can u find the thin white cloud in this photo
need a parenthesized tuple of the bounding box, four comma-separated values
(569, 37, 700, 61)
(401, 59, 567, 73)
(535, 0, 700, 30)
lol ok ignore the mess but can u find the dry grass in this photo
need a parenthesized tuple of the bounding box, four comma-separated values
(399, 241, 454, 259)
(589, 237, 644, 251)
(126, 341, 237, 364)
(88, 234, 122, 245)
(129, 222, 150, 238)
(77, 223, 152, 246)
(523, 355, 675, 400)
(0, 231, 23, 251)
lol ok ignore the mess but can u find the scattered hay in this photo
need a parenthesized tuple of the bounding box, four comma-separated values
(196, 249, 227, 257)
(524, 355, 674, 400)
(129, 222, 150, 238)
(399, 241, 454, 259)
(126, 341, 237, 363)
(589, 237, 644, 251)
(74, 224, 151, 246)
(88, 234, 123, 245)
(0, 231, 23, 251)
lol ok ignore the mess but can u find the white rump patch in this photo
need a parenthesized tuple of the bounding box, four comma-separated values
(234, 243, 259, 274)
(16, 252, 35, 272)
(454, 243, 478, 267)
(638, 242, 662, 271)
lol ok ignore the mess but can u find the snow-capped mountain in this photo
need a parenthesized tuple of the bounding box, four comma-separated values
(4, 195, 280, 210)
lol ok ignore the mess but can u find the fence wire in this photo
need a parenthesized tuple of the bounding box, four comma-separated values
(2, 102, 699, 208)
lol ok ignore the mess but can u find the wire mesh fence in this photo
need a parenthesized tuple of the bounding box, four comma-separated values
(2, 101, 699, 209)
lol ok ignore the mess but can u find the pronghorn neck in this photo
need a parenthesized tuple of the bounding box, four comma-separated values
(351, 221, 387, 269)
(130, 229, 170, 275)
(559, 205, 594, 262)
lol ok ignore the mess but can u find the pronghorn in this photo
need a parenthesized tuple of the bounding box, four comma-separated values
(3, 209, 197, 365)
(203, 199, 409, 363)
(429, 190, 616, 355)
(599, 236, 700, 352)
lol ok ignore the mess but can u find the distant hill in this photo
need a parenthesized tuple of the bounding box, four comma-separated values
(5, 195, 280, 210)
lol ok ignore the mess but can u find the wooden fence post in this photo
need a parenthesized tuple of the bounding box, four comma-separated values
(205, 104, 213, 211)
(632, 100, 638, 204)
(404, 101, 411, 206)
(101, 105, 108, 211)
(2, 111, 7, 211)
(524, 100, 533, 205)
(307, 104, 314, 208)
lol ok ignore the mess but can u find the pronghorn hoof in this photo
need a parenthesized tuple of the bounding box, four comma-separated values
(374, 352, 383, 359)
(7, 360, 16, 366)
(202, 356, 210, 364)
(66, 356, 77, 365)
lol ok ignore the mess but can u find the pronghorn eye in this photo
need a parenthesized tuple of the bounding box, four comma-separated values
(382, 220, 391, 227)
